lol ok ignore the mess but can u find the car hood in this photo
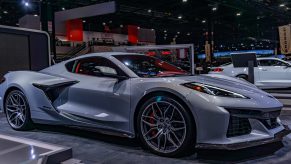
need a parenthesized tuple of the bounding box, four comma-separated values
(163, 74, 270, 97)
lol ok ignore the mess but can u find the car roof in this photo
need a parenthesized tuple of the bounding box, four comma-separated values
(257, 57, 281, 60)
(75, 52, 142, 59)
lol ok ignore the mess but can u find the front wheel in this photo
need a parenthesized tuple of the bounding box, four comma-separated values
(5, 90, 33, 131)
(137, 95, 196, 157)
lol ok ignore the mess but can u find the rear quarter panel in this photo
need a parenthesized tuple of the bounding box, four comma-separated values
(0, 71, 68, 122)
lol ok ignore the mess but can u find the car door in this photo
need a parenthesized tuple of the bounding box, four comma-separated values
(257, 59, 291, 87)
(58, 57, 131, 132)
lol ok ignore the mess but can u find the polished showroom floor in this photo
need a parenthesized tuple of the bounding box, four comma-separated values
(1, 113, 291, 164)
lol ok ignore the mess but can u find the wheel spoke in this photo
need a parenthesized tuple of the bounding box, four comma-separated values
(167, 133, 179, 148)
(157, 133, 163, 150)
(142, 119, 157, 127)
(6, 104, 16, 108)
(169, 107, 176, 121)
(154, 102, 163, 118)
(171, 126, 186, 131)
(16, 95, 20, 104)
(163, 104, 172, 118)
(9, 96, 17, 105)
(163, 133, 167, 150)
(142, 115, 157, 121)
(171, 120, 185, 124)
(150, 105, 159, 119)
(6, 107, 16, 113)
(143, 127, 157, 137)
(18, 114, 25, 122)
(147, 129, 162, 141)
(15, 116, 19, 126)
(170, 131, 182, 146)
(9, 113, 18, 121)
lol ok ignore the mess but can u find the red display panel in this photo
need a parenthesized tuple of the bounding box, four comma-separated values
(66, 19, 83, 41)
(128, 25, 138, 44)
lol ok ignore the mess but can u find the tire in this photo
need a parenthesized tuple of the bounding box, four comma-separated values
(4, 90, 33, 131)
(237, 74, 248, 81)
(137, 95, 196, 157)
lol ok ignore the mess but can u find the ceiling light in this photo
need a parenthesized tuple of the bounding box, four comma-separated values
(202, 20, 206, 23)
(148, 9, 152, 13)
(24, 2, 29, 7)
(102, 22, 106, 26)
(177, 31, 180, 34)
(187, 33, 191, 36)
(212, 7, 217, 11)
(164, 30, 167, 33)
(280, 4, 285, 7)
(120, 24, 124, 28)
(16, 23, 19, 26)
(178, 15, 182, 19)
(62, 7, 65, 11)
(83, 20, 86, 23)
(137, 27, 140, 29)
(182, 0, 188, 2)
(236, 12, 241, 16)
(3, 11, 8, 14)
(151, 29, 154, 31)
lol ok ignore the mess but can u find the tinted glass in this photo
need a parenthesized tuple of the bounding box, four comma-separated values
(114, 55, 189, 78)
(259, 59, 288, 66)
(66, 57, 125, 77)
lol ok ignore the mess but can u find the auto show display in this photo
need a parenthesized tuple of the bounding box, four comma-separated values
(0, 52, 289, 157)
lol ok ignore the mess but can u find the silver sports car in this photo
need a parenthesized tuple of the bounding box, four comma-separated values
(0, 52, 289, 157)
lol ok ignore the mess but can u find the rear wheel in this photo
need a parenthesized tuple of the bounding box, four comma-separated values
(4, 90, 33, 130)
(137, 95, 196, 157)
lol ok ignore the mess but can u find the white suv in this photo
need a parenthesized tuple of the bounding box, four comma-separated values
(209, 57, 291, 89)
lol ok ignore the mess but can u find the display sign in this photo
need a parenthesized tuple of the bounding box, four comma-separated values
(231, 53, 257, 68)
(205, 43, 211, 62)
(279, 25, 291, 54)
(66, 19, 83, 41)
(128, 25, 138, 44)
(0, 25, 50, 77)
(55, 1, 116, 36)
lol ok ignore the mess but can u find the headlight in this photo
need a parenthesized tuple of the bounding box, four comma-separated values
(182, 82, 249, 99)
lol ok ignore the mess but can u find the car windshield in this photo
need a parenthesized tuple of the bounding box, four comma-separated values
(114, 55, 190, 78)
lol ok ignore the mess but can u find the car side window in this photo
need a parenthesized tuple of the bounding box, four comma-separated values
(259, 59, 288, 67)
(66, 57, 126, 77)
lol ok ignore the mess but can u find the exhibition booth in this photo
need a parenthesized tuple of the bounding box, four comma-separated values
(1, 0, 291, 163)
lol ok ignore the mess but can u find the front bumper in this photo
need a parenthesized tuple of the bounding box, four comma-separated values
(196, 125, 291, 150)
